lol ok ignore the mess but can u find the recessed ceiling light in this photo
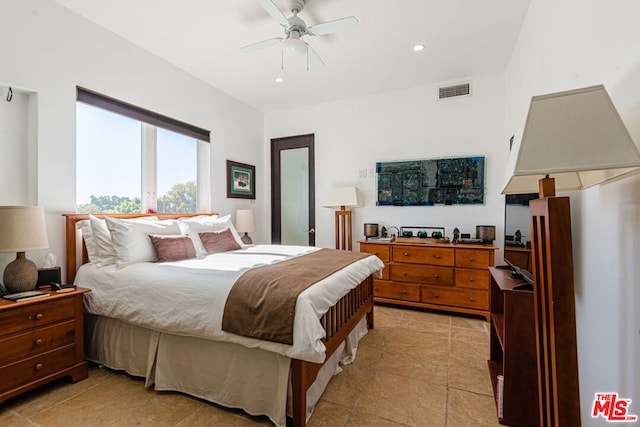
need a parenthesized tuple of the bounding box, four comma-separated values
(413, 44, 425, 52)
(275, 77, 284, 83)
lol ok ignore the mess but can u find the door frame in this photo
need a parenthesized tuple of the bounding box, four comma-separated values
(270, 134, 315, 245)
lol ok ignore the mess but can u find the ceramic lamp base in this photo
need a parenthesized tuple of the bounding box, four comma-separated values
(3, 252, 38, 293)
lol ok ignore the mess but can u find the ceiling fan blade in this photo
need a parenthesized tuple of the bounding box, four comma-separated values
(305, 43, 325, 69)
(240, 37, 283, 53)
(258, 0, 289, 26)
(307, 16, 359, 36)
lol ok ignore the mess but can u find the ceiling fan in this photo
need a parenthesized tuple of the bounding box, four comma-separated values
(240, 0, 359, 69)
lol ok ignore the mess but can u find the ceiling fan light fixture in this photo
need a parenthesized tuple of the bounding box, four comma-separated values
(283, 37, 308, 56)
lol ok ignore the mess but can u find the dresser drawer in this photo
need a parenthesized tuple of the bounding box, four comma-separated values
(0, 320, 76, 365)
(360, 243, 391, 263)
(455, 249, 491, 269)
(0, 298, 75, 336)
(421, 286, 489, 310)
(392, 246, 454, 266)
(390, 264, 453, 286)
(455, 268, 490, 290)
(373, 281, 420, 302)
(0, 345, 77, 393)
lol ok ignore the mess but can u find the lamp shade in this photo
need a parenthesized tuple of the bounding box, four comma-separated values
(322, 187, 362, 209)
(502, 85, 640, 194)
(0, 206, 49, 253)
(235, 209, 256, 233)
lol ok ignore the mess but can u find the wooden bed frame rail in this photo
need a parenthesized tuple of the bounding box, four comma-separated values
(63, 213, 375, 427)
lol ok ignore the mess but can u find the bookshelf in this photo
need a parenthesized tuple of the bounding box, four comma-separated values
(487, 267, 539, 426)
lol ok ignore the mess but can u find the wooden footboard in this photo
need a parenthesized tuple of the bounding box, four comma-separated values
(63, 213, 375, 427)
(291, 275, 374, 427)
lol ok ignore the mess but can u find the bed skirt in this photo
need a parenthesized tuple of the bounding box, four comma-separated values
(84, 314, 368, 426)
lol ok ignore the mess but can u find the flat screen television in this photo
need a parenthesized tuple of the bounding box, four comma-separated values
(503, 193, 538, 284)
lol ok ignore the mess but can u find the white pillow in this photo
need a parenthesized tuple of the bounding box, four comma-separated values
(89, 215, 158, 267)
(178, 214, 245, 257)
(76, 219, 100, 263)
(105, 217, 182, 268)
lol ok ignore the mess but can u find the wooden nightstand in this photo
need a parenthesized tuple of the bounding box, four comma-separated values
(0, 287, 90, 404)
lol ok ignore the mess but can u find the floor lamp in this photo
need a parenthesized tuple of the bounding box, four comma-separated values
(322, 187, 361, 251)
(502, 85, 640, 426)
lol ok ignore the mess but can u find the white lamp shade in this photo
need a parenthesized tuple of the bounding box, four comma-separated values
(502, 85, 640, 194)
(322, 187, 362, 208)
(235, 209, 256, 233)
(0, 206, 49, 253)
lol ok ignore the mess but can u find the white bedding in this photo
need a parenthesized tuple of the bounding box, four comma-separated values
(77, 244, 383, 363)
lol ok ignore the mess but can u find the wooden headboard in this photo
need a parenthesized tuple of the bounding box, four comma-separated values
(63, 213, 214, 284)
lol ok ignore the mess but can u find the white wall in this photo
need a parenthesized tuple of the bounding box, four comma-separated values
(506, 0, 640, 422)
(0, 0, 265, 278)
(265, 73, 508, 252)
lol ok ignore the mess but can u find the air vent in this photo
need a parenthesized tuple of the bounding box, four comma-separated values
(438, 82, 471, 100)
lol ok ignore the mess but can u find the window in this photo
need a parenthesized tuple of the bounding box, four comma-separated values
(76, 87, 210, 214)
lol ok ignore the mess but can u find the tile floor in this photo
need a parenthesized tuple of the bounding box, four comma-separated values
(0, 305, 501, 426)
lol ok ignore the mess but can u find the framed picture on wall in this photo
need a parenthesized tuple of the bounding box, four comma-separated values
(226, 160, 255, 199)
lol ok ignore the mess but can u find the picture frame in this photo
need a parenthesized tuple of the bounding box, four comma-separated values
(226, 160, 255, 199)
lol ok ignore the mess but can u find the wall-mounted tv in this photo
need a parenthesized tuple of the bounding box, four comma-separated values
(504, 193, 538, 284)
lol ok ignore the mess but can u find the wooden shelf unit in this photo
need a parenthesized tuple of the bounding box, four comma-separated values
(487, 267, 538, 426)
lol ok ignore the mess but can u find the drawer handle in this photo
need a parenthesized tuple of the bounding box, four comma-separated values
(469, 257, 474, 262)
(400, 290, 408, 294)
(374, 287, 380, 291)
(435, 254, 441, 259)
(469, 297, 475, 302)
(403, 272, 408, 276)
(434, 274, 440, 279)
(469, 277, 475, 282)
(35, 338, 44, 345)
(34, 313, 44, 320)
(403, 252, 409, 256)
(434, 293, 440, 298)
(35, 363, 43, 371)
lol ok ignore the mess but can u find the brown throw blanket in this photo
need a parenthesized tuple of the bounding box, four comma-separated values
(222, 248, 370, 345)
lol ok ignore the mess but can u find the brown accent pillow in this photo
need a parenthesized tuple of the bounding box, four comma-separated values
(199, 228, 242, 254)
(149, 235, 196, 262)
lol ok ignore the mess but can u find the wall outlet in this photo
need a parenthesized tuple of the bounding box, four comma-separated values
(359, 169, 368, 179)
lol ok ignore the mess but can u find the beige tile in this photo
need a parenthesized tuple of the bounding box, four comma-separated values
(347, 407, 409, 426)
(451, 315, 489, 332)
(354, 371, 446, 426)
(450, 326, 490, 346)
(385, 329, 449, 357)
(175, 402, 272, 426)
(374, 349, 448, 386)
(322, 363, 373, 409)
(446, 388, 502, 427)
(308, 399, 352, 427)
(0, 410, 33, 427)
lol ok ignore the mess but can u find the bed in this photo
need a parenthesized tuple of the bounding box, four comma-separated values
(63, 213, 382, 427)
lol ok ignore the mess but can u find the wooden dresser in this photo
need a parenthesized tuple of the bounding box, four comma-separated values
(359, 240, 496, 320)
(0, 288, 90, 404)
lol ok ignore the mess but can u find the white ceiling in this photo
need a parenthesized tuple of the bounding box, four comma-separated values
(53, 0, 532, 113)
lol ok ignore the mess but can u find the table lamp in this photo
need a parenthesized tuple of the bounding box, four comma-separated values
(0, 206, 49, 293)
(235, 209, 256, 245)
(502, 85, 640, 426)
(322, 187, 361, 251)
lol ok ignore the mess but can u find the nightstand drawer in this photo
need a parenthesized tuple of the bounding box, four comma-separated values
(455, 249, 491, 269)
(374, 281, 420, 302)
(0, 345, 77, 393)
(390, 264, 454, 286)
(359, 243, 391, 263)
(455, 268, 490, 290)
(421, 287, 488, 310)
(0, 298, 75, 336)
(393, 246, 454, 266)
(0, 320, 76, 365)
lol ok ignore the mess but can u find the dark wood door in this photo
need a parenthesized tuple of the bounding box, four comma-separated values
(271, 134, 315, 245)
